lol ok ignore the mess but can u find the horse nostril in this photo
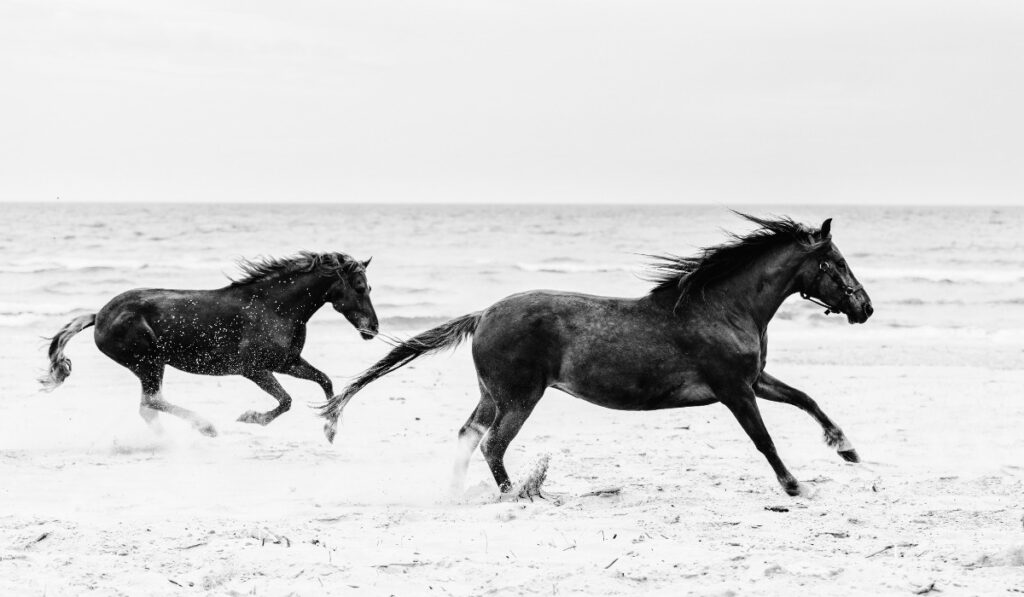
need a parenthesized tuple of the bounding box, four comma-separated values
(865, 303, 874, 317)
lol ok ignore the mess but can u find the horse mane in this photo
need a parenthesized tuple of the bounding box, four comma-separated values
(646, 212, 827, 299)
(230, 251, 362, 286)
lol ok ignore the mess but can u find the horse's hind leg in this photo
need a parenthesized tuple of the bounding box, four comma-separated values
(755, 371, 859, 463)
(238, 371, 293, 426)
(480, 383, 544, 493)
(135, 363, 218, 437)
(281, 358, 333, 402)
(719, 386, 804, 497)
(136, 364, 164, 434)
(451, 389, 497, 494)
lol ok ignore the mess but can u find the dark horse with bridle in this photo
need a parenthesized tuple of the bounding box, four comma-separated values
(321, 215, 873, 496)
(41, 251, 378, 436)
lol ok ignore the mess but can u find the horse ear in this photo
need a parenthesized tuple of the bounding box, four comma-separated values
(361, 257, 372, 268)
(820, 218, 832, 239)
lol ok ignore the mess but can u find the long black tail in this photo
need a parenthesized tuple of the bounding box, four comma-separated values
(39, 314, 97, 391)
(320, 312, 481, 443)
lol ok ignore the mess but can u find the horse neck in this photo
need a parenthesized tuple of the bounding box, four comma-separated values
(698, 245, 806, 331)
(237, 272, 334, 322)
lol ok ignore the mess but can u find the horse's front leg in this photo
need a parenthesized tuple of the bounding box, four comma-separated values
(281, 358, 333, 401)
(238, 371, 293, 426)
(718, 385, 805, 497)
(755, 371, 859, 463)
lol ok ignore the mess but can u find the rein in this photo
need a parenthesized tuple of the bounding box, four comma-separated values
(799, 261, 862, 316)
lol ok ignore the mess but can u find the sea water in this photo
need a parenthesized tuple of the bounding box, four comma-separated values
(2, 203, 1022, 343)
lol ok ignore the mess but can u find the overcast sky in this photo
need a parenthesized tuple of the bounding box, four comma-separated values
(2, 1, 1022, 204)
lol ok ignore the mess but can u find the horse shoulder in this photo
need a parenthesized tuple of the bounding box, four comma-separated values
(681, 319, 763, 386)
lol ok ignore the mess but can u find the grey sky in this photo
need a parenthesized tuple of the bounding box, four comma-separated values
(2, 1, 1022, 204)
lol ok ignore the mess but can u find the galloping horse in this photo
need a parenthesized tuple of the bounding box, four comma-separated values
(41, 251, 378, 436)
(321, 215, 873, 496)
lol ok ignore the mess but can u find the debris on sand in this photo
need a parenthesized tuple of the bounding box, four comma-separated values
(250, 528, 291, 548)
(25, 532, 50, 548)
(375, 560, 426, 569)
(865, 544, 894, 558)
(764, 506, 789, 513)
(581, 485, 618, 499)
(177, 542, 207, 550)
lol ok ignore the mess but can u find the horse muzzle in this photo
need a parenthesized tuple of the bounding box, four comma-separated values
(357, 319, 379, 340)
(846, 295, 873, 325)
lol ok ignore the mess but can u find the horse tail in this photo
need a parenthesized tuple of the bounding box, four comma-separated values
(39, 314, 96, 391)
(320, 312, 481, 443)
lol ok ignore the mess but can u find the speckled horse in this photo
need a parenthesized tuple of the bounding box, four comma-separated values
(321, 214, 873, 496)
(41, 252, 378, 436)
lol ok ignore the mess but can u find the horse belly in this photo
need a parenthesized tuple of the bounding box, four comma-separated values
(552, 376, 717, 411)
(165, 350, 238, 375)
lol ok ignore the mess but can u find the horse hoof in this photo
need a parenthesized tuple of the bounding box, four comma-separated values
(838, 449, 860, 463)
(781, 480, 805, 497)
(324, 421, 337, 443)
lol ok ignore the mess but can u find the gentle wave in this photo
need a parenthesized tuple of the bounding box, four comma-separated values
(515, 261, 634, 274)
(378, 315, 454, 330)
(859, 268, 1024, 284)
(0, 258, 222, 275)
(0, 307, 93, 328)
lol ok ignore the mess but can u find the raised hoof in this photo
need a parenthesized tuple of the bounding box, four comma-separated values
(324, 420, 337, 444)
(838, 449, 860, 463)
(195, 422, 218, 438)
(237, 411, 271, 426)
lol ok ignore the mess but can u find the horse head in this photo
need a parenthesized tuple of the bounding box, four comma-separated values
(328, 256, 379, 339)
(798, 218, 874, 324)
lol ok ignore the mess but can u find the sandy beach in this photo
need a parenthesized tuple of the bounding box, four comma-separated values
(2, 314, 1023, 595)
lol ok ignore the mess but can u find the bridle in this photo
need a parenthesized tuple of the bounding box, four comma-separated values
(799, 261, 862, 315)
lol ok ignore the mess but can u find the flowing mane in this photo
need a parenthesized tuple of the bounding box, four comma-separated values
(646, 213, 826, 299)
(230, 251, 362, 286)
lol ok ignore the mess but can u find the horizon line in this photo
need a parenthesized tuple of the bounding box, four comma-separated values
(2, 199, 1021, 208)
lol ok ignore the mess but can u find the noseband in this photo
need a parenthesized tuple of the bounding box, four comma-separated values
(799, 261, 862, 315)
